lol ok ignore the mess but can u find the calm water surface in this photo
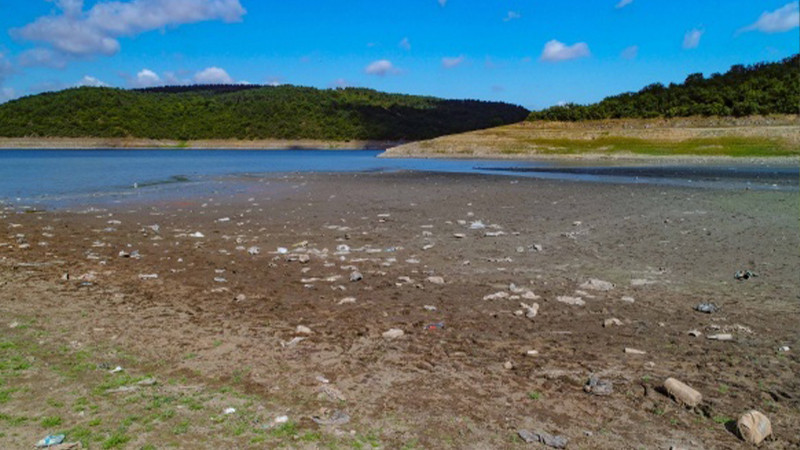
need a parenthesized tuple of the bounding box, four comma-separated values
(0, 149, 796, 208)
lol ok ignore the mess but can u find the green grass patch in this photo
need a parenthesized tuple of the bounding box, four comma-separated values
(713, 415, 733, 424)
(101, 432, 131, 449)
(40, 416, 63, 428)
(527, 391, 542, 400)
(269, 421, 299, 439)
(0, 388, 17, 404)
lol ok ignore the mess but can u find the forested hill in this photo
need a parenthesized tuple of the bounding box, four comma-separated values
(529, 54, 799, 121)
(0, 85, 529, 141)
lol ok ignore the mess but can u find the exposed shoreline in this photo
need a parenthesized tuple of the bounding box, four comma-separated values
(0, 137, 403, 150)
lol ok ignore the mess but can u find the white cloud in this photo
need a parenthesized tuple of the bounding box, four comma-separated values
(682, 28, 703, 49)
(193, 66, 233, 84)
(503, 11, 521, 22)
(12, 0, 246, 58)
(441, 55, 465, 68)
(540, 40, 591, 62)
(135, 68, 161, 87)
(18, 48, 68, 68)
(399, 37, 411, 51)
(740, 3, 799, 34)
(365, 59, 397, 76)
(76, 75, 108, 87)
(0, 87, 16, 104)
(615, 0, 633, 9)
(620, 45, 639, 60)
(0, 53, 13, 82)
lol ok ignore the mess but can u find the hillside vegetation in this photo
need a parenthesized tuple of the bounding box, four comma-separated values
(530, 54, 799, 121)
(0, 85, 529, 141)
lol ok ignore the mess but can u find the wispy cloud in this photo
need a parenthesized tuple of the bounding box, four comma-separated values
(365, 59, 398, 76)
(76, 75, 108, 87)
(193, 66, 233, 84)
(739, 2, 799, 34)
(615, 0, 633, 9)
(399, 37, 411, 51)
(12, 0, 246, 62)
(18, 48, 67, 68)
(620, 45, 639, 60)
(441, 55, 465, 68)
(503, 11, 521, 22)
(682, 28, 703, 49)
(540, 40, 590, 62)
(438, 0, 447, 6)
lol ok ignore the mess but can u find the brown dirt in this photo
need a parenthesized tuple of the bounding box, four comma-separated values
(1, 172, 798, 449)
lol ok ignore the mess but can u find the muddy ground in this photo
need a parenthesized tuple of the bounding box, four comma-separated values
(1, 172, 798, 449)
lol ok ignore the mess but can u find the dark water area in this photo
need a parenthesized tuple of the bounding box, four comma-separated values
(0, 149, 796, 209)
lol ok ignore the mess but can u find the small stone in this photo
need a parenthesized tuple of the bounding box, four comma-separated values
(503, 361, 514, 370)
(603, 318, 623, 327)
(382, 329, 404, 339)
(453, 233, 466, 239)
(687, 329, 702, 337)
(779, 346, 790, 352)
(624, 347, 646, 355)
(296, 325, 312, 335)
(426, 276, 445, 285)
(621, 296, 635, 303)
(349, 271, 363, 282)
(337, 297, 356, 305)
(298, 254, 310, 263)
(423, 305, 437, 311)
(223, 407, 236, 415)
(189, 232, 205, 238)
(521, 302, 539, 319)
(526, 350, 539, 356)
(483, 291, 509, 301)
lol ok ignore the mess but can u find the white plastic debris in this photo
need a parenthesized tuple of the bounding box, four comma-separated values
(189, 232, 205, 238)
(382, 329, 404, 339)
(247, 246, 260, 255)
(109, 366, 123, 374)
(556, 296, 585, 306)
(223, 407, 236, 415)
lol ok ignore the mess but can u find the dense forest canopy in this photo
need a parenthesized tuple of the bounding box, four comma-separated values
(0, 85, 529, 141)
(529, 54, 799, 121)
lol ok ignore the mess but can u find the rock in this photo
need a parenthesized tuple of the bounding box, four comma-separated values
(273, 415, 289, 424)
(517, 430, 568, 448)
(624, 347, 646, 355)
(603, 318, 623, 327)
(664, 377, 702, 407)
(189, 232, 205, 238)
(621, 296, 635, 303)
(312, 409, 351, 426)
(382, 329, 404, 339)
(520, 302, 539, 319)
(319, 385, 347, 402)
(580, 278, 614, 291)
(423, 305, 437, 311)
(521, 291, 540, 300)
(737, 410, 772, 445)
(247, 246, 260, 255)
(296, 325, 312, 335)
(483, 291, 510, 301)
(779, 345, 790, 352)
(556, 296, 585, 306)
(298, 254, 310, 263)
(531, 244, 543, 252)
(426, 276, 445, 285)
(503, 361, 514, 370)
(349, 271, 363, 282)
(337, 297, 356, 305)
(453, 233, 466, 239)
(687, 329, 702, 337)
(469, 221, 486, 230)
(707, 333, 733, 341)
(584, 374, 614, 396)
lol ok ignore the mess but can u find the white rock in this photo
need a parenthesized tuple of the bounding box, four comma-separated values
(503, 361, 514, 370)
(453, 233, 466, 239)
(247, 246, 260, 255)
(483, 291, 510, 301)
(223, 407, 236, 415)
(779, 346, 790, 352)
(580, 278, 614, 291)
(526, 350, 539, 356)
(296, 325, 312, 335)
(621, 296, 636, 303)
(274, 415, 289, 424)
(687, 329, 702, 337)
(603, 318, 623, 327)
(349, 271, 363, 282)
(556, 296, 585, 306)
(189, 232, 205, 238)
(382, 329, 404, 339)
(337, 297, 356, 305)
(522, 291, 540, 300)
(521, 302, 539, 319)
(426, 276, 445, 285)
(423, 305, 437, 311)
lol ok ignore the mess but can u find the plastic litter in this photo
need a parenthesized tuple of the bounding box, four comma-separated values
(584, 374, 613, 396)
(223, 407, 236, 415)
(737, 410, 772, 445)
(312, 410, 350, 426)
(35, 434, 65, 448)
(734, 270, 758, 280)
(664, 377, 702, 407)
(424, 322, 444, 331)
(694, 303, 719, 313)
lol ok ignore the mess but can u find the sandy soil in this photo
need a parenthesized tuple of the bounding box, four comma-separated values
(383, 116, 800, 160)
(1, 172, 798, 449)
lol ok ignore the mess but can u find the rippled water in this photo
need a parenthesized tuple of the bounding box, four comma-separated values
(0, 149, 796, 208)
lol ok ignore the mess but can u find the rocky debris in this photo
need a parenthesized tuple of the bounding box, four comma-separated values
(584, 374, 613, 396)
(382, 329, 404, 339)
(296, 325, 312, 335)
(556, 296, 585, 306)
(517, 430, 568, 448)
(483, 291, 510, 301)
(349, 271, 363, 282)
(624, 347, 646, 355)
(687, 329, 702, 337)
(664, 378, 702, 407)
(737, 410, 772, 445)
(298, 254, 310, 263)
(694, 303, 719, 313)
(312, 409, 350, 426)
(580, 278, 614, 291)
(603, 318, 623, 327)
(520, 302, 539, 319)
(426, 276, 445, 285)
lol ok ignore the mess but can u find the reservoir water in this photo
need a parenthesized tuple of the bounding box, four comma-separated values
(0, 149, 796, 208)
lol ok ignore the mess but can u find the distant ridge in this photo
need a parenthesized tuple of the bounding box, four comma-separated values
(530, 54, 799, 121)
(0, 85, 529, 141)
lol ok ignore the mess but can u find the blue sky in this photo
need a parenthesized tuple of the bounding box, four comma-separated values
(0, 0, 797, 109)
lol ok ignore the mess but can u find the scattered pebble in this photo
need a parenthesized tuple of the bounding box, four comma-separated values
(382, 329, 404, 339)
